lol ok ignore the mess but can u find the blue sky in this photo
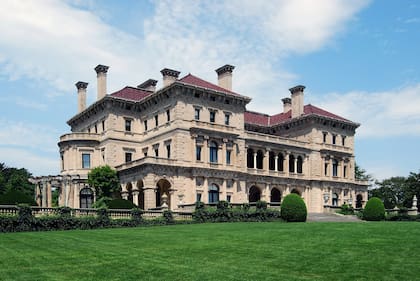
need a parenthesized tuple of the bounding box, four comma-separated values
(0, 0, 419, 180)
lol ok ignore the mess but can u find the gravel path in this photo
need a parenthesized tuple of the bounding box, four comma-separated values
(307, 212, 362, 222)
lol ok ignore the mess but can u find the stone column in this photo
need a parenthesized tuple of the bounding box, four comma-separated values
(284, 152, 290, 175)
(47, 181, 52, 208)
(329, 158, 333, 179)
(294, 157, 298, 174)
(42, 181, 47, 207)
(253, 152, 257, 169)
(144, 187, 156, 210)
(274, 155, 279, 171)
(264, 150, 269, 171)
(132, 190, 139, 206)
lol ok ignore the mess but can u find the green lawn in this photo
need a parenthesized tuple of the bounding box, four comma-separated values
(0, 222, 419, 281)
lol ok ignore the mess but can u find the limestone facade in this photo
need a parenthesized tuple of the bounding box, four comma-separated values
(56, 64, 368, 212)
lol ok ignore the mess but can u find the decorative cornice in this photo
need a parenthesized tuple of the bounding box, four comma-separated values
(94, 64, 109, 74)
(160, 68, 180, 78)
(289, 85, 305, 94)
(215, 64, 235, 75)
(281, 97, 291, 104)
(75, 81, 88, 90)
(137, 79, 158, 89)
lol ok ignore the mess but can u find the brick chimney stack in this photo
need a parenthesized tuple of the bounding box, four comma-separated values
(289, 85, 306, 118)
(75, 81, 88, 113)
(94, 64, 109, 100)
(137, 79, 158, 92)
(161, 68, 180, 87)
(282, 97, 292, 113)
(215, 64, 235, 91)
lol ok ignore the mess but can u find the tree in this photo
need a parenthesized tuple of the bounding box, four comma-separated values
(87, 165, 120, 199)
(370, 177, 407, 209)
(404, 171, 420, 209)
(355, 163, 373, 182)
(0, 163, 34, 198)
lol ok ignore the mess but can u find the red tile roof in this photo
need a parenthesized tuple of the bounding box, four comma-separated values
(110, 86, 152, 101)
(179, 74, 243, 97)
(245, 104, 350, 126)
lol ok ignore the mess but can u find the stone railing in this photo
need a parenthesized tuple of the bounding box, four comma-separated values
(0, 205, 193, 220)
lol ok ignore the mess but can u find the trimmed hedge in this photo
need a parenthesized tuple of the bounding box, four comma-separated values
(363, 197, 385, 221)
(280, 194, 307, 222)
(107, 199, 137, 209)
(0, 190, 37, 206)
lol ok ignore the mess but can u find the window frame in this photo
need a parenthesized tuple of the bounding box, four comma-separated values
(82, 153, 91, 169)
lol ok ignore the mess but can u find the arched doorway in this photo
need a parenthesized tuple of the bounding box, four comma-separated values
(137, 180, 144, 210)
(332, 193, 339, 206)
(156, 179, 171, 209)
(356, 194, 363, 208)
(271, 188, 281, 203)
(208, 183, 219, 204)
(80, 188, 94, 208)
(249, 186, 261, 202)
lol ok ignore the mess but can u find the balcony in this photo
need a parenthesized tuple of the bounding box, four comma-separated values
(58, 133, 100, 146)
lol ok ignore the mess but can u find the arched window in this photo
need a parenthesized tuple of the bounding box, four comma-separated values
(271, 188, 281, 203)
(297, 156, 303, 174)
(249, 186, 261, 202)
(332, 159, 338, 177)
(356, 194, 363, 208)
(208, 184, 219, 203)
(332, 193, 339, 206)
(278, 153, 284, 171)
(80, 188, 94, 208)
(209, 141, 218, 163)
(289, 155, 295, 173)
(269, 151, 275, 170)
(247, 148, 254, 168)
(256, 150, 264, 169)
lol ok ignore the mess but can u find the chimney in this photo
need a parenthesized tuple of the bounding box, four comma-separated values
(94, 64, 109, 100)
(137, 79, 158, 92)
(289, 85, 306, 118)
(282, 97, 292, 113)
(160, 68, 180, 87)
(75, 81, 88, 113)
(215, 64, 235, 91)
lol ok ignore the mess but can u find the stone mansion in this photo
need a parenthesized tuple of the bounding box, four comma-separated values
(35, 64, 368, 213)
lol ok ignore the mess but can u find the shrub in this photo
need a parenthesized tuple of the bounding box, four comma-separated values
(363, 197, 385, 221)
(256, 200, 268, 210)
(107, 198, 137, 209)
(162, 210, 174, 224)
(55, 207, 72, 217)
(130, 208, 143, 222)
(17, 204, 34, 231)
(339, 203, 354, 215)
(280, 194, 307, 222)
(195, 201, 205, 210)
(0, 189, 37, 206)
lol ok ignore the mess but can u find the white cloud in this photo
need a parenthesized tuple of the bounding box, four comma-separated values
(313, 84, 420, 137)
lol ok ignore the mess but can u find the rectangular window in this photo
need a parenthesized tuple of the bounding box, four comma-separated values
(227, 195, 231, 203)
(343, 166, 347, 178)
(342, 136, 346, 146)
(144, 120, 148, 131)
(144, 152, 148, 157)
(226, 150, 231, 165)
(332, 135, 336, 145)
(125, 152, 132, 163)
(125, 119, 132, 132)
(82, 154, 91, 169)
(166, 109, 170, 122)
(95, 124, 98, 133)
(102, 120, 105, 131)
(194, 108, 200, 120)
(210, 111, 216, 123)
(154, 148, 159, 157)
(324, 163, 328, 176)
(224, 114, 230, 125)
(166, 144, 171, 159)
(155, 115, 158, 127)
(196, 146, 202, 161)
(323, 132, 327, 143)
(196, 193, 202, 202)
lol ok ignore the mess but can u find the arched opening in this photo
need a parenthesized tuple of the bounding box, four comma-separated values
(249, 186, 261, 203)
(209, 141, 218, 163)
(289, 155, 295, 173)
(297, 156, 303, 174)
(256, 150, 264, 169)
(332, 159, 338, 177)
(126, 183, 133, 203)
(247, 148, 254, 168)
(269, 151, 275, 170)
(332, 193, 339, 206)
(156, 179, 171, 209)
(80, 188, 94, 208)
(270, 188, 281, 203)
(291, 188, 300, 196)
(277, 153, 284, 171)
(356, 194, 363, 208)
(208, 183, 219, 204)
(137, 180, 144, 210)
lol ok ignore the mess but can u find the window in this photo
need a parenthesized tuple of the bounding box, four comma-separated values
(95, 124, 98, 133)
(60, 153, 64, 170)
(80, 188, 94, 208)
(323, 132, 327, 143)
(166, 144, 171, 159)
(144, 120, 148, 131)
(209, 141, 218, 163)
(208, 184, 219, 203)
(226, 195, 231, 203)
(332, 135, 336, 145)
(82, 154, 90, 169)
(125, 119, 132, 132)
(342, 136, 346, 146)
(226, 150, 231, 165)
(154, 147, 159, 157)
(332, 193, 339, 206)
(332, 159, 338, 177)
(194, 108, 200, 120)
(210, 111, 216, 123)
(196, 193, 202, 202)
(125, 152, 132, 163)
(324, 163, 328, 176)
(196, 146, 202, 161)
(155, 115, 158, 127)
(224, 113, 230, 125)
(88, 127, 91, 133)
(166, 109, 170, 122)
(102, 120, 105, 131)
(297, 156, 303, 174)
(289, 155, 295, 173)
(343, 165, 347, 178)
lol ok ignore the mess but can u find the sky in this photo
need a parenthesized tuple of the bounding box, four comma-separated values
(0, 0, 419, 181)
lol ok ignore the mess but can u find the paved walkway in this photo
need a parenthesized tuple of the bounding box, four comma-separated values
(307, 212, 362, 222)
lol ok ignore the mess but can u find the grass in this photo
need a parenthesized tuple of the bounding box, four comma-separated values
(0, 222, 419, 281)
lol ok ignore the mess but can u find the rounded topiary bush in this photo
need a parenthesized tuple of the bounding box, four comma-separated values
(106, 198, 136, 209)
(280, 193, 307, 222)
(363, 197, 385, 221)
